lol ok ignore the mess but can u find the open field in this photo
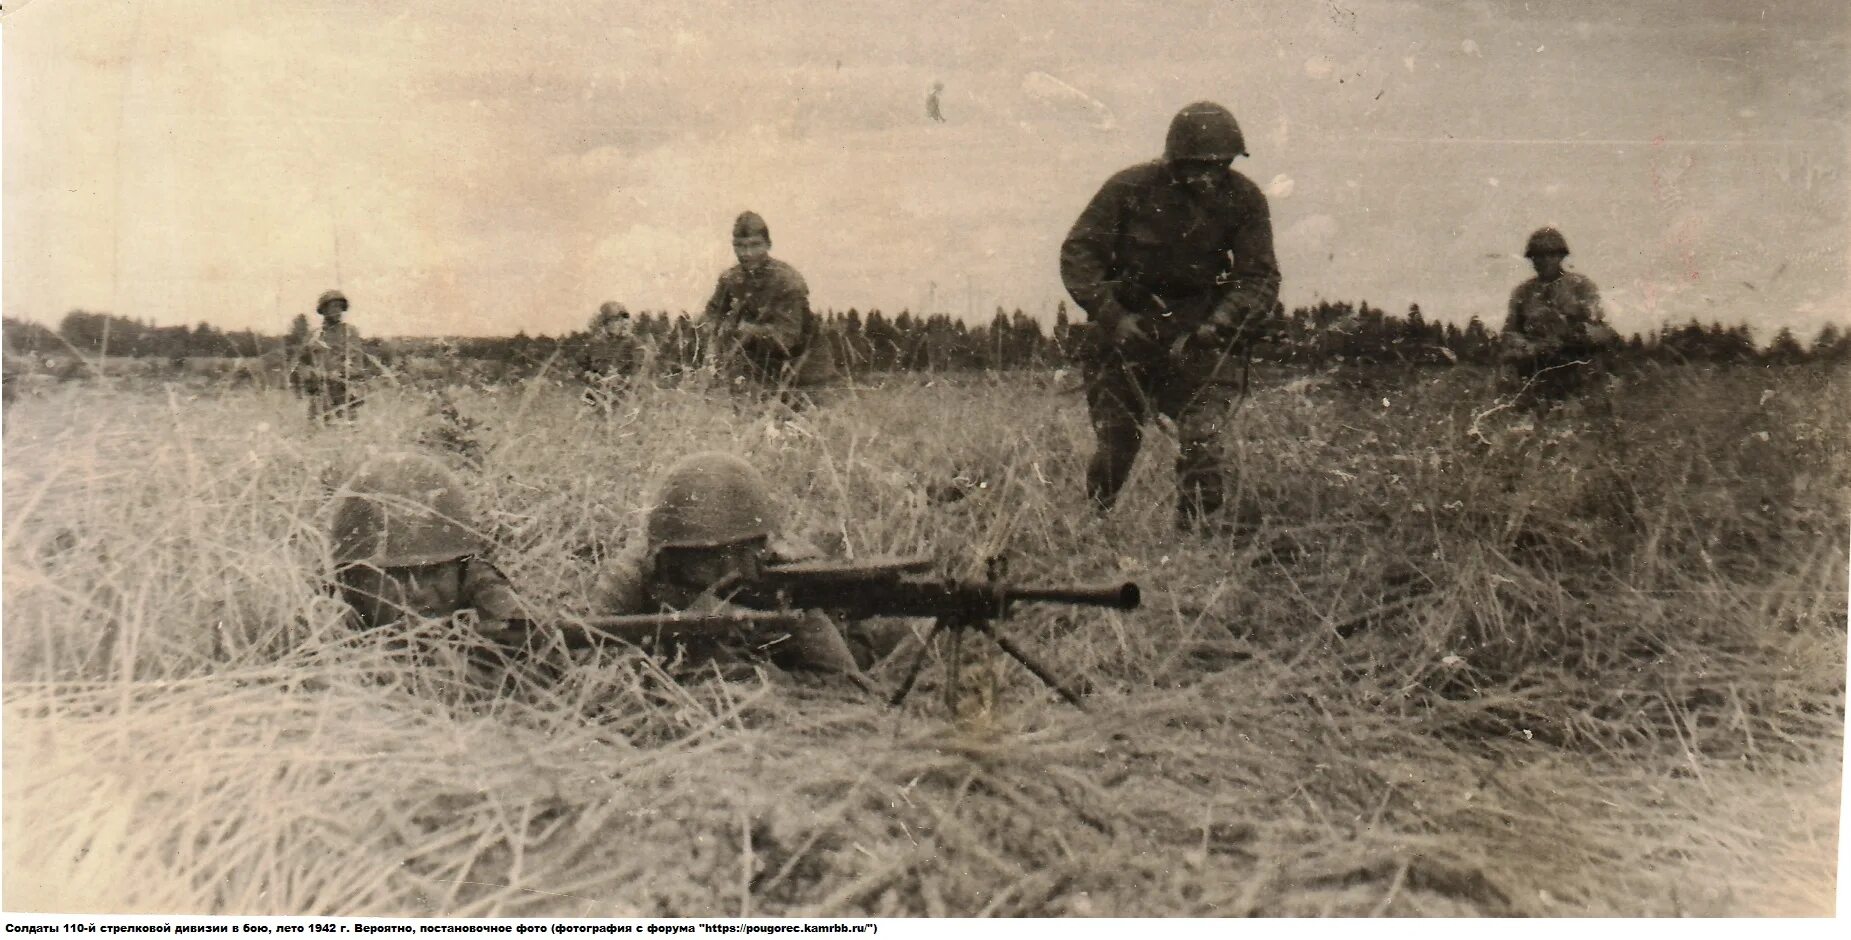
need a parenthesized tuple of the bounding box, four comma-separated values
(3, 363, 1846, 916)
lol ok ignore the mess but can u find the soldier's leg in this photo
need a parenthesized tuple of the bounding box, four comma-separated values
(1084, 358, 1147, 512)
(1171, 378, 1241, 530)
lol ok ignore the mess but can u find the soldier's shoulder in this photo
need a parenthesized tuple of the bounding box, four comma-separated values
(1563, 270, 1601, 293)
(1510, 276, 1542, 299)
(1225, 168, 1267, 201)
(1102, 160, 1167, 192)
(764, 258, 810, 293)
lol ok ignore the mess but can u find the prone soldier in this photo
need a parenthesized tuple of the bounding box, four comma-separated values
(328, 450, 535, 638)
(701, 212, 838, 408)
(1501, 227, 1619, 417)
(595, 451, 879, 688)
(1060, 101, 1282, 533)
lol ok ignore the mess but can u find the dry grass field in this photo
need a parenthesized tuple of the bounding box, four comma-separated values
(2, 362, 1846, 916)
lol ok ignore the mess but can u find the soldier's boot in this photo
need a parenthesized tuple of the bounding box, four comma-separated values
(1085, 417, 1143, 512)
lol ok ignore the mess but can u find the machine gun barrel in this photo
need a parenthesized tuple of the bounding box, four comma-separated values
(1003, 582, 1141, 611)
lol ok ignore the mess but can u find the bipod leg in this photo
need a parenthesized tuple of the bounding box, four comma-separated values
(887, 618, 948, 708)
(974, 621, 1089, 710)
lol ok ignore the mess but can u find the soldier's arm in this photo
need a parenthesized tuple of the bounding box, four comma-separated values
(752, 264, 812, 352)
(593, 554, 653, 615)
(1501, 287, 1527, 336)
(1574, 277, 1619, 345)
(461, 558, 533, 624)
(701, 274, 734, 327)
(1218, 181, 1282, 319)
(1059, 174, 1132, 327)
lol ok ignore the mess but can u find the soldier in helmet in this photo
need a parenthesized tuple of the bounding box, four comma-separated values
(595, 451, 875, 687)
(329, 451, 535, 639)
(1061, 101, 1282, 533)
(578, 302, 649, 407)
(1501, 227, 1619, 416)
(298, 290, 374, 423)
(701, 212, 838, 408)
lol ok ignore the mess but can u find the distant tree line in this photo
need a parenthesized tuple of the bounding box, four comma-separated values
(7, 303, 1849, 377)
(5, 310, 282, 360)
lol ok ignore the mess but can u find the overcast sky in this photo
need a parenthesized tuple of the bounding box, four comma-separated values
(3, 0, 1845, 338)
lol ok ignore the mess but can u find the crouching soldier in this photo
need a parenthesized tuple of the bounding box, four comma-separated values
(328, 450, 536, 641)
(596, 451, 878, 690)
(579, 302, 649, 408)
(1501, 227, 1620, 418)
(701, 212, 838, 408)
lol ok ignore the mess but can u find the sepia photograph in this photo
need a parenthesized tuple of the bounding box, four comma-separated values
(2, 0, 1846, 918)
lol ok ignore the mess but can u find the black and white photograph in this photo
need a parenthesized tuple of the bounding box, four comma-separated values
(2, 0, 1846, 919)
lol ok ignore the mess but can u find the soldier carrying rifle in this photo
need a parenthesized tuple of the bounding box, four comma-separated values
(1500, 227, 1619, 418)
(295, 290, 377, 424)
(1061, 101, 1282, 534)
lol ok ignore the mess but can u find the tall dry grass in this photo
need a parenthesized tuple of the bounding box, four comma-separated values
(2, 362, 1845, 915)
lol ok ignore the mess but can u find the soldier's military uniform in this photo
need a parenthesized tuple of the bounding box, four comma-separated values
(1061, 101, 1281, 530)
(578, 302, 649, 406)
(1501, 228, 1617, 415)
(329, 451, 533, 636)
(299, 290, 373, 423)
(702, 212, 838, 406)
(595, 452, 876, 682)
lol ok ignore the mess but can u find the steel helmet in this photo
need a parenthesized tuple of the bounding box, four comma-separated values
(330, 452, 485, 567)
(1164, 101, 1248, 163)
(645, 452, 779, 550)
(1524, 227, 1570, 258)
(317, 290, 349, 316)
(590, 302, 631, 333)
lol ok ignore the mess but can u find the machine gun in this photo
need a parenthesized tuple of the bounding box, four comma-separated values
(715, 555, 1141, 710)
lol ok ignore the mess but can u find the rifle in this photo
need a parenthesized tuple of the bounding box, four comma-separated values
(717, 555, 1141, 710)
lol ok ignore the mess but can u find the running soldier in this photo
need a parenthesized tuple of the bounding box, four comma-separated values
(1060, 101, 1281, 532)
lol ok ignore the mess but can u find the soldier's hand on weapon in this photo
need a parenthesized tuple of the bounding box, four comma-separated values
(1112, 312, 1153, 347)
(1194, 304, 1242, 343)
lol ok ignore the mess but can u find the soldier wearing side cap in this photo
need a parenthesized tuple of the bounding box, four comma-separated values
(701, 212, 838, 407)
